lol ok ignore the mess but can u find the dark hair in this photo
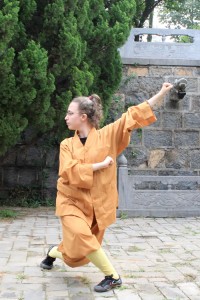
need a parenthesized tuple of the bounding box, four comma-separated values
(72, 94, 103, 129)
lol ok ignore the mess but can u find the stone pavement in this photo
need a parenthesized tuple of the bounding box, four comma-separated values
(1, 208, 200, 300)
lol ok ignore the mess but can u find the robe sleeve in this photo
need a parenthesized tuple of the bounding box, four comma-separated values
(102, 101, 157, 155)
(58, 142, 93, 189)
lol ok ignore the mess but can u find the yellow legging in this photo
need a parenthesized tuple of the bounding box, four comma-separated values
(49, 246, 119, 279)
(87, 247, 119, 279)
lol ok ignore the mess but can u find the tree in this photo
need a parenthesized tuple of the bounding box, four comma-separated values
(133, 0, 164, 28)
(0, 0, 136, 155)
(0, 0, 55, 155)
(132, 0, 200, 30)
(158, 0, 200, 29)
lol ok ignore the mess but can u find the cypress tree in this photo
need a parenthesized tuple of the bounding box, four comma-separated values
(0, 0, 136, 155)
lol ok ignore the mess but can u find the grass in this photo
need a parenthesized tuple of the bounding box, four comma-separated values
(119, 211, 128, 220)
(0, 209, 18, 219)
(116, 285, 129, 290)
(128, 245, 143, 252)
(80, 276, 91, 285)
(16, 273, 27, 281)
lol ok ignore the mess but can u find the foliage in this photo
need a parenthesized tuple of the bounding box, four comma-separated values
(0, 0, 136, 155)
(132, 0, 199, 29)
(0, 186, 55, 207)
(133, 0, 160, 28)
(0, 209, 18, 218)
(158, 0, 200, 29)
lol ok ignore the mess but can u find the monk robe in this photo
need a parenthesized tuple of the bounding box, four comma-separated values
(55, 101, 156, 267)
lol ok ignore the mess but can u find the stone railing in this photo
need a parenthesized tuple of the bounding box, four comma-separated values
(119, 28, 200, 66)
(117, 154, 200, 217)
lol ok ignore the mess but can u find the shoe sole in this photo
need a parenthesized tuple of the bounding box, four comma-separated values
(94, 283, 122, 292)
(40, 262, 53, 270)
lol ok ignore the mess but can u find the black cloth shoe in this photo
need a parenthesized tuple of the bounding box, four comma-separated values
(40, 245, 56, 270)
(94, 275, 122, 292)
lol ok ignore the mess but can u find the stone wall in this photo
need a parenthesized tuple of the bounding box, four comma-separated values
(119, 65, 200, 177)
(0, 136, 59, 205)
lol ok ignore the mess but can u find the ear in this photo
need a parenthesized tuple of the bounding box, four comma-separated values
(81, 113, 88, 122)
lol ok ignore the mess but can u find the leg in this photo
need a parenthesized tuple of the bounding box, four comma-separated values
(58, 215, 102, 267)
(86, 217, 122, 292)
(40, 214, 102, 269)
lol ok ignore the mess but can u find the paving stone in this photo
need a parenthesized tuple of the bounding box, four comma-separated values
(177, 282, 200, 297)
(2, 208, 200, 299)
(23, 289, 46, 300)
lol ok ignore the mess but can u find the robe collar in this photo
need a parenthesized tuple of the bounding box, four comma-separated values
(73, 127, 98, 149)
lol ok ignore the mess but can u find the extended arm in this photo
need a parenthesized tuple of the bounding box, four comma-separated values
(100, 82, 173, 156)
(147, 82, 173, 108)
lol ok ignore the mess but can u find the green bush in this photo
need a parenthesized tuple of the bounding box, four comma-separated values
(0, 0, 136, 155)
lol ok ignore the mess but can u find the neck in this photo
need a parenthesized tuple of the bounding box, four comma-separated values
(78, 125, 93, 138)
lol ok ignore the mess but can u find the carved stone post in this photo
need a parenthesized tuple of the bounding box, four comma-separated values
(117, 153, 128, 216)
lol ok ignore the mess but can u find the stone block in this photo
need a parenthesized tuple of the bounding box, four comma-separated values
(128, 169, 157, 175)
(3, 167, 19, 187)
(162, 112, 182, 129)
(191, 150, 200, 169)
(184, 113, 200, 128)
(16, 147, 27, 167)
(149, 66, 173, 76)
(127, 93, 150, 108)
(157, 170, 197, 176)
(184, 78, 198, 93)
(174, 67, 194, 77)
(195, 67, 200, 76)
(124, 147, 148, 167)
(191, 95, 200, 112)
(0, 189, 9, 200)
(25, 146, 45, 167)
(174, 130, 199, 147)
(148, 111, 161, 128)
(171, 181, 200, 190)
(198, 77, 200, 93)
(127, 66, 149, 76)
(41, 169, 58, 188)
(122, 77, 163, 96)
(148, 150, 165, 168)
(130, 130, 142, 145)
(135, 181, 168, 190)
(18, 169, 37, 186)
(46, 148, 59, 168)
(165, 149, 189, 169)
(143, 130, 173, 148)
(175, 170, 198, 175)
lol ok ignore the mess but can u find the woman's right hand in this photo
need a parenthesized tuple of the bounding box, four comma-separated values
(92, 156, 114, 171)
(102, 156, 114, 168)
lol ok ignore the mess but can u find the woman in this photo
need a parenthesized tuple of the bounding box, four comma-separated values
(40, 82, 173, 292)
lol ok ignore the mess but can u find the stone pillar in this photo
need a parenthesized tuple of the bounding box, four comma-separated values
(117, 153, 128, 216)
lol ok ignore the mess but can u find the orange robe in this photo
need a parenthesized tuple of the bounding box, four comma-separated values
(55, 101, 156, 267)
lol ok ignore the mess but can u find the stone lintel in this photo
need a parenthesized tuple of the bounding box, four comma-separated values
(119, 28, 200, 66)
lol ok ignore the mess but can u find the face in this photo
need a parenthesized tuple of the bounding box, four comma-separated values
(65, 102, 85, 130)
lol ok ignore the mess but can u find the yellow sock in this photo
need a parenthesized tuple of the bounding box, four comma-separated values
(86, 247, 119, 279)
(49, 246, 63, 260)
